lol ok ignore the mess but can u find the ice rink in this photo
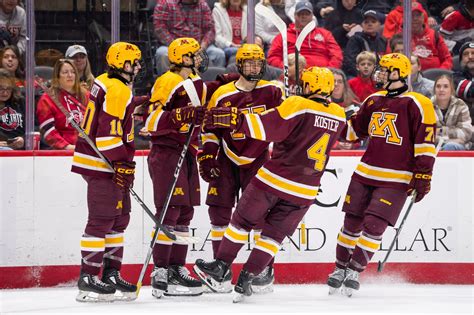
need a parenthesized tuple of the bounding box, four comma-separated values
(1, 283, 472, 315)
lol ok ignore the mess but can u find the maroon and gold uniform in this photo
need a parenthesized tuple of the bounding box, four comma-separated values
(215, 96, 346, 276)
(202, 80, 282, 255)
(335, 89, 437, 274)
(144, 71, 206, 268)
(71, 72, 136, 276)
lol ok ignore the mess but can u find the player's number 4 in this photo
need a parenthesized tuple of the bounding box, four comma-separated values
(307, 133, 330, 171)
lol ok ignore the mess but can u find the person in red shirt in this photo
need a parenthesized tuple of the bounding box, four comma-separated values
(440, 1, 474, 54)
(267, 1, 343, 69)
(36, 59, 88, 150)
(348, 51, 379, 102)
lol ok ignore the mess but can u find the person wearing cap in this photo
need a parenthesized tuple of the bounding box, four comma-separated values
(453, 41, 474, 130)
(409, 2, 452, 70)
(65, 45, 94, 90)
(383, 0, 427, 40)
(342, 9, 387, 78)
(267, 1, 343, 69)
(324, 0, 363, 49)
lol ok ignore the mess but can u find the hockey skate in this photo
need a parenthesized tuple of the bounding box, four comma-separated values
(151, 267, 168, 299)
(252, 265, 274, 294)
(327, 267, 346, 295)
(102, 268, 137, 301)
(164, 265, 203, 297)
(76, 272, 116, 303)
(341, 268, 360, 297)
(232, 269, 255, 303)
(193, 259, 232, 293)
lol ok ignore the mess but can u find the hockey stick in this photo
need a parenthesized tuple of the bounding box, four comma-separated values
(256, 5, 289, 98)
(135, 78, 202, 297)
(295, 20, 316, 96)
(377, 138, 444, 272)
(41, 89, 177, 243)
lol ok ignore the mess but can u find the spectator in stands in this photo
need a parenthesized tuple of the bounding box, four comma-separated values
(0, 44, 22, 83)
(432, 74, 472, 150)
(273, 52, 307, 97)
(0, 0, 25, 55)
(439, 1, 474, 55)
(225, 35, 282, 80)
(268, 1, 343, 69)
(212, 0, 247, 62)
(324, 0, 363, 49)
(410, 54, 434, 98)
(36, 59, 88, 150)
(255, 0, 293, 46)
(424, 0, 460, 24)
(65, 45, 95, 91)
(453, 41, 474, 125)
(312, 0, 335, 25)
(343, 9, 386, 78)
(408, 3, 452, 70)
(383, 0, 426, 40)
(389, 33, 404, 54)
(153, 0, 225, 76)
(330, 67, 361, 150)
(348, 51, 379, 101)
(0, 68, 23, 150)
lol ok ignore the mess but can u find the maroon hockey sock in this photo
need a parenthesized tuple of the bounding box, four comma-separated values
(216, 237, 245, 265)
(153, 243, 173, 268)
(335, 214, 364, 269)
(211, 240, 221, 258)
(169, 244, 188, 266)
(243, 249, 274, 275)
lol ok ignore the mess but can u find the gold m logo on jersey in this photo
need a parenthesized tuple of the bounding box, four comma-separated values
(369, 112, 403, 145)
(208, 187, 218, 196)
(173, 187, 185, 196)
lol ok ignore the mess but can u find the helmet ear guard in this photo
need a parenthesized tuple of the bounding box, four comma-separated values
(236, 44, 266, 81)
(300, 67, 335, 100)
(375, 53, 411, 88)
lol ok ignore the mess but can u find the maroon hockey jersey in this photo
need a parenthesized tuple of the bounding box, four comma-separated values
(145, 72, 206, 155)
(235, 95, 346, 205)
(343, 90, 437, 190)
(203, 80, 283, 167)
(71, 73, 135, 177)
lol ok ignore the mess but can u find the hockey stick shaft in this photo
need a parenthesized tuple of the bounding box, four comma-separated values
(294, 20, 316, 96)
(39, 87, 178, 242)
(377, 138, 444, 272)
(135, 124, 195, 297)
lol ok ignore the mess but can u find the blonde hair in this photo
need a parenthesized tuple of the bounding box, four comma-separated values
(262, 0, 283, 6)
(356, 51, 376, 65)
(330, 68, 359, 107)
(433, 74, 455, 96)
(80, 57, 95, 90)
(288, 53, 307, 68)
(49, 59, 87, 105)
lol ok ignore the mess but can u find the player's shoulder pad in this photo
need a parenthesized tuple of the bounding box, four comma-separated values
(405, 91, 437, 125)
(208, 81, 239, 109)
(150, 71, 184, 103)
(276, 96, 345, 121)
(99, 74, 132, 119)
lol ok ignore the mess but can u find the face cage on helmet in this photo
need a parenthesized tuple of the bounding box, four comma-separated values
(372, 65, 405, 89)
(194, 49, 209, 74)
(237, 59, 266, 82)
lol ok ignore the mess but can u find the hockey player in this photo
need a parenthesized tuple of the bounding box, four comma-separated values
(195, 67, 346, 302)
(327, 53, 437, 297)
(144, 37, 207, 298)
(194, 43, 283, 294)
(71, 42, 143, 302)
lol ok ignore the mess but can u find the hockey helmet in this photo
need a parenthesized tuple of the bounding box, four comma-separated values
(236, 44, 266, 81)
(106, 42, 142, 70)
(378, 53, 411, 78)
(300, 67, 334, 97)
(168, 37, 201, 65)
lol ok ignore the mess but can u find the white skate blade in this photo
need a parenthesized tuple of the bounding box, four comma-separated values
(152, 288, 165, 299)
(113, 291, 137, 301)
(252, 283, 274, 294)
(232, 292, 245, 303)
(76, 290, 115, 303)
(328, 286, 339, 295)
(341, 286, 354, 297)
(193, 265, 232, 293)
(164, 284, 203, 297)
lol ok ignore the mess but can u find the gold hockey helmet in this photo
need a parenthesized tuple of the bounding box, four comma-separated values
(106, 42, 142, 70)
(168, 37, 201, 65)
(301, 67, 335, 96)
(379, 53, 411, 78)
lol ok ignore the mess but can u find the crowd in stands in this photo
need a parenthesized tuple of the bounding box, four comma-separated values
(0, 0, 472, 151)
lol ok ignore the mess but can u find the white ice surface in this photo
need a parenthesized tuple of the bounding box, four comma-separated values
(0, 284, 472, 315)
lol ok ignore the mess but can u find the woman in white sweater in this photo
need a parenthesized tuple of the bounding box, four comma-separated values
(212, 0, 248, 61)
